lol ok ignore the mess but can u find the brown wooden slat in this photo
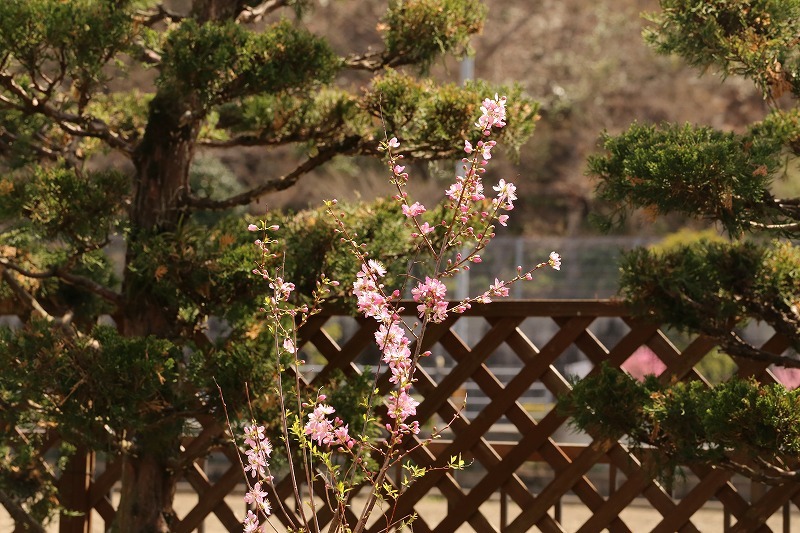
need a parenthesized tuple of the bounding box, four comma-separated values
(12, 300, 798, 533)
(87, 459, 122, 512)
(178, 463, 242, 533)
(576, 469, 659, 533)
(650, 468, 733, 533)
(405, 316, 597, 530)
(732, 483, 800, 533)
(604, 445, 692, 530)
(416, 317, 524, 422)
(504, 439, 629, 533)
(309, 317, 378, 384)
(58, 449, 93, 533)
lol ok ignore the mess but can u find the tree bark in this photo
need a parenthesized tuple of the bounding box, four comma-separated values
(119, 92, 201, 338)
(113, 452, 179, 533)
(115, 90, 202, 531)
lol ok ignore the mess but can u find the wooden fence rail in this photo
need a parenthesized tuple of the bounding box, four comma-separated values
(8, 300, 800, 532)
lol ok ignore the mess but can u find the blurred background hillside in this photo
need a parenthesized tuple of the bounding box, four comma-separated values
(198, 0, 768, 236)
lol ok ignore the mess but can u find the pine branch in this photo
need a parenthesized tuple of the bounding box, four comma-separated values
(185, 135, 361, 210)
(133, 4, 186, 26)
(0, 267, 72, 326)
(0, 490, 46, 533)
(0, 257, 122, 307)
(0, 72, 134, 154)
(720, 330, 800, 369)
(236, 0, 290, 24)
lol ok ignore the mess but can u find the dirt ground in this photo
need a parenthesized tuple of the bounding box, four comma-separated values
(3, 488, 799, 532)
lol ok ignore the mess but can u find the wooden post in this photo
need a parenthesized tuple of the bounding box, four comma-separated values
(59, 448, 93, 533)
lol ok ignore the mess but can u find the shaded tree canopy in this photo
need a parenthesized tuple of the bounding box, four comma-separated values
(0, 1, 539, 530)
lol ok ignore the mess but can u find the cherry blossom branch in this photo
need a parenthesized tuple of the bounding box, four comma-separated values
(238, 94, 561, 533)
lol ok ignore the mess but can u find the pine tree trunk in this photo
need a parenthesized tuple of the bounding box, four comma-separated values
(113, 452, 178, 533)
(114, 91, 202, 532)
(113, 3, 234, 529)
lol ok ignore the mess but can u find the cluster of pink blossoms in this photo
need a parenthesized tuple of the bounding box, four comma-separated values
(242, 424, 272, 529)
(304, 396, 355, 448)
(476, 94, 507, 134)
(411, 276, 448, 323)
(350, 258, 421, 435)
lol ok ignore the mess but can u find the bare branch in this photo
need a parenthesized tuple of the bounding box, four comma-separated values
(719, 456, 800, 485)
(130, 44, 162, 66)
(0, 257, 122, 307)
(0, 128, 59, 161)
(133, 4, 185, 26)
(343, 48, 426, 73)
(199, 131, 311, 148)
(748, 220, 800, 230)
(56, 268, 123, 307)
(0, 267, 69, 325)
(0, 71, 134, 155)
(236, 0, 289, 24)
(343, 51, 392, 72)
(185, 136, 361, 210)
(0, 490, 46, 533)
(722, 330, 800, 369)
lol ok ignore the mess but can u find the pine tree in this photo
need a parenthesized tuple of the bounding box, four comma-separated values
(589, 0, 800, 371)
(0, 1, 538, 530)
(567, 0, 800, 485)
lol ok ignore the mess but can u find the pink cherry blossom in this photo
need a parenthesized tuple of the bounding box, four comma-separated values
(549, 251, 562, 271)
(243, 510, 262, 533)
(493, 179, 517, 209)
(269, 277, 295, 301)
(418, 222, 434, 235)
(244, 482, 271, 516)
(390, 389, 419, 420)
(305, 403, 336, 445)
(476, 94, 507, 133)
(488, 278, 509, 298)
(282, 338, 296, 354)
(411, 277, 449, 322)
(402, 202, 426, 217)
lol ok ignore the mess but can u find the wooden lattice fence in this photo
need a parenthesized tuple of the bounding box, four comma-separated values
(7, 300, 800, 532)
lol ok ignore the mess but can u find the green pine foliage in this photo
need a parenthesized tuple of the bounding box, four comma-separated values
(561, 365, 800, 484)
(567, 0, 800, 486)
(644, 0, 800, 99)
